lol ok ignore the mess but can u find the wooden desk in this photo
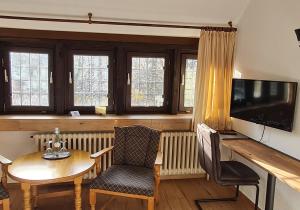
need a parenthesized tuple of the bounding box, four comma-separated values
(222, 139, 300, 210)
(8, 150, 95, 210)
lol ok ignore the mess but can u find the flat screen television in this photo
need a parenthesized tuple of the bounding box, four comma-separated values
(230, 79, 298, 132)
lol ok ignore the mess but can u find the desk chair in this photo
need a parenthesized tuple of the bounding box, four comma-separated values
(0, 155, 12, 210)
(89, 125, 162, 210)
(196, 123, 260, 210)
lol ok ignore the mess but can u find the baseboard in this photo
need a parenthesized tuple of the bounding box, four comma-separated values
(160, 173, 206, 180)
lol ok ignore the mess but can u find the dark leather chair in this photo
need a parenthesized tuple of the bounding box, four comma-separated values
(195, 123, 260, 210)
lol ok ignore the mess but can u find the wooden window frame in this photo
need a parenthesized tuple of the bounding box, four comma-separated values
(126, 52, 171, 113)
(179, 54, 197, 113)
(66, 49, 115, 114)
(2, 47, 55, 114)
(0, 31, 198, 115)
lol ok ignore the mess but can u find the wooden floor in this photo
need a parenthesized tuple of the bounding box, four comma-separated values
(3, 179, 257, 210)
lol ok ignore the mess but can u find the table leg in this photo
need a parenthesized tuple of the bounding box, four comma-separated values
(74, 177, 83, 210)
(32, 185, 38, 208)
(21, 183, 32, 210)
(265, 173, 276, 210)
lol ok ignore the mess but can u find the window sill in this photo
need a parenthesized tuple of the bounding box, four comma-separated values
(0, 114, 193, 132)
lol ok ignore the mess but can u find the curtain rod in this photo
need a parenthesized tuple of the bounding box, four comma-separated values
(0, 13, 237, 32)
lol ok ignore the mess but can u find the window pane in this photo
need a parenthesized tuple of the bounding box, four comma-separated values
(184, 59, 197, 107)
(73, 55, 109, 106)
(131, 57, 165, 107)
(9, 52, 49, 107)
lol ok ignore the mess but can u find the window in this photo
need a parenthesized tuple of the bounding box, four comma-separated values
(0, 37, 198, 115)
(4, 49, 53, 113)
(179, 54, 197, 112)
(68, 51, 113, 113)
(126, 53, 169, 112)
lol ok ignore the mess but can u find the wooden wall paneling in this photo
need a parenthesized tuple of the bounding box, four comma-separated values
(170, 49, 181, 114)
(54, 43, 66, 114)
(112, 47, 118, 113)
(2, 46, 10, 114)
(115, 47, 126, 114)
(107, 50, 115, 113)
(0, 44, 4, 113)
(0, 28, 199, 46)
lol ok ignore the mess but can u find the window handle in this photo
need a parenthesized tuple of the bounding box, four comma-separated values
(50, 72, 53, 84)
(4, 69, 8, 83)
(127, 73, 131, 85)
(69, 72, 73, 84)
(2, 59, 8, 83)
(181, 74, 185, 86)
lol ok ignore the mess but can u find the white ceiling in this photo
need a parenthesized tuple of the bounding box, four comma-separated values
(0, 0, 250, 25)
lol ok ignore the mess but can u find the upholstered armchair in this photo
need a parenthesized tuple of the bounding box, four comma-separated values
(0, 155, 12, 210)
(89, 125, 162, 210)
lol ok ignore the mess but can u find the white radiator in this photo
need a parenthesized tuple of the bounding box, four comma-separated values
(160, 132, 202, 176)
(33, 131, 203, 179)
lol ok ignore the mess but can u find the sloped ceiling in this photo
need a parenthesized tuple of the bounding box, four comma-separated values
(0, 0, 250, 37)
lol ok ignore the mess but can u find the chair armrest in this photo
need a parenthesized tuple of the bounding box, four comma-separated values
(0, 155, 11, 190)
(90, 146, 114, 159)
(0, 155, 12, 166)
(155, 151, 163, 166)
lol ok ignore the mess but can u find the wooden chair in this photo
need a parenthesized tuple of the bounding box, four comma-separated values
(0, 155, 12, 210)
(89, 125, 162, 210)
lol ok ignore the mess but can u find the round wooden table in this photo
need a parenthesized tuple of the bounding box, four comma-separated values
(8, 150, 95, 210)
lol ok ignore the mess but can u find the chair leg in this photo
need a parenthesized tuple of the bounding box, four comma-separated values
(89, 190, 96, 210)
(148, 197, 155, 210)
(195, 185, 240, 210)
(254, 185, 260, 210)
(154, 186, 159, 205)
(3, 198, 10, 210)
(154, 165, 160, 205)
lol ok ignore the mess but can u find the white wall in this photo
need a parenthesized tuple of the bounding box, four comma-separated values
(233, 0, 300, 209)
(0, 132, 36, 160)
(0, 131, 37, 182)
(0, 0, 249, 26)
(0, 0, 250, 37)
(0, 19, 201, 38)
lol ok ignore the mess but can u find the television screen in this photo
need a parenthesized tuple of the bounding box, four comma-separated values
(230, 79, 298, 132)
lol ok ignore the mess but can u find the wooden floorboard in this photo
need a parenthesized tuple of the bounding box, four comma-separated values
(1, 179, 257, 210)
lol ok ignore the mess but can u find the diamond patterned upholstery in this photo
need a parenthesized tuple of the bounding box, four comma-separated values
(113, 126, 160, 169)
(0, 183, 9, 200)
(90, 165, 154, 196)
(90, 126, 161, 198)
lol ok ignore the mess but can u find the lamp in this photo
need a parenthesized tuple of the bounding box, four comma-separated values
(296, 29, 300, 46)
